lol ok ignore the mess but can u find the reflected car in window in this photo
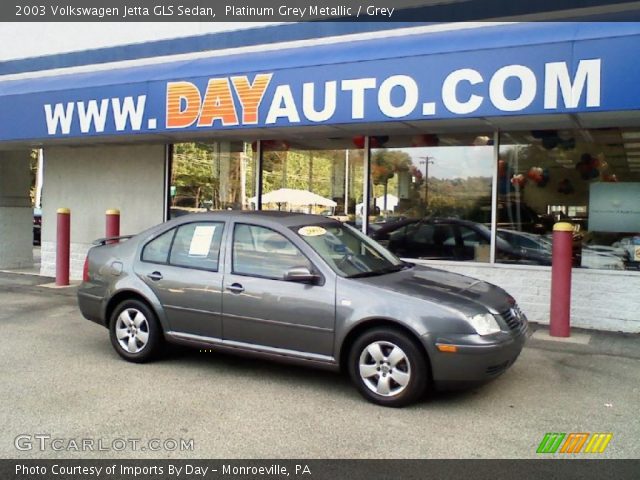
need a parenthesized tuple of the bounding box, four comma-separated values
(78, 212, 528, 407)
(372, 217, 552, 265)
(33, 207, 42, 245)
(469, 200, 552, 234)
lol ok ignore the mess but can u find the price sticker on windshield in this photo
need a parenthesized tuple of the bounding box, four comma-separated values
(298, 226, 327, 237)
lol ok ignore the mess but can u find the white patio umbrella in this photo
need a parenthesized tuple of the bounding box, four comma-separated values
(250, 188, 337, 208)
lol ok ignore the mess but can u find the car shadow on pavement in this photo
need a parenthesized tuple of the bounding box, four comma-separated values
(157, 344, 485, 407)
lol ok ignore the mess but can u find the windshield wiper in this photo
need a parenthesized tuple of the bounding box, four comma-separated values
(347, 263, 411, 278)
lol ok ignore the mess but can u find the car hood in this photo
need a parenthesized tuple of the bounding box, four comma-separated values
(352, 264, 514, 316)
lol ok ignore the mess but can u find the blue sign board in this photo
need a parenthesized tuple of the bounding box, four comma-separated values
(1, 23, 639, 143)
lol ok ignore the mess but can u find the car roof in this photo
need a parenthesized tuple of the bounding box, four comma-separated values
(374, 217, 484, 235)
(171, 210, 341, 228)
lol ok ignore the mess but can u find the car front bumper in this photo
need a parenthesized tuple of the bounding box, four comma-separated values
(423, 322, 529, 390)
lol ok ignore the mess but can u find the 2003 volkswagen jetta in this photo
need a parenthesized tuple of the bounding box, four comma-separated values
(78, 211, 528, 407)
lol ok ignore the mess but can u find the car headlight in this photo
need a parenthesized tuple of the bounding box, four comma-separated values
(468, 313, 501, 336)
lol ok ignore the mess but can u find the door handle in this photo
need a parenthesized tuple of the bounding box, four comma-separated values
(147, 271, 163, 281)
(226, 283, 244, 294)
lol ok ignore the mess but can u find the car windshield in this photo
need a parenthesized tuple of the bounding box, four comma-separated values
(292, 222, 407, 278)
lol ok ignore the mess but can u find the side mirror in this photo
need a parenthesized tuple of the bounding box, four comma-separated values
(284, 266, 320, 284)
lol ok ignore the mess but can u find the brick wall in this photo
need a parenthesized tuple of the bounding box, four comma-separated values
(412, 260, 640, 333)
(40, 241, 91, 280)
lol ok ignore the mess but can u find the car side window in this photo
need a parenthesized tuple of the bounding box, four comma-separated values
(408, 224, 435, 244)
(233, 224, 311, 280)
(169, 222, 224, 271)
(458, 226, 489, 247)
(141, 229, 175, 264)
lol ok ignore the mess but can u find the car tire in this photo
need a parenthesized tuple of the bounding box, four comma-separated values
(348, 328, 429, 407)
(109, 299, 163, 363)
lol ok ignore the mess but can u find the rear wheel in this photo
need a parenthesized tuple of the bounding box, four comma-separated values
(348, 328, 429, 407)
(109, 299, 162, 363)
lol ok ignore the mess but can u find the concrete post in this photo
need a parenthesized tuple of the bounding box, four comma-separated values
(550, 222, 574, 337)
(0, 150, 33, 269)
(56, 208, 70, 286)
(106, 209, 120, 242)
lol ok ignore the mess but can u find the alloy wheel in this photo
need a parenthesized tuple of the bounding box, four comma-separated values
(114, 308, 150, 354)
(358, 341, 411, 397)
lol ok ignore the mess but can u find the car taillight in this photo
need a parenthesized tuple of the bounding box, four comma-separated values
(82, 256, 90, 282)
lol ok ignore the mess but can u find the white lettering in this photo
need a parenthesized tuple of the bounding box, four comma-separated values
(341, 78, 376, 119)
(489, 65, 537, 112)
(77, 99, 109, 133)
(442, 68, 483, 114)
(378, 75, 418, 118)
(111, 96, 146, 131)
(44, 103, 75, 135)
(544, 59, 601, 109)
(302, 81, 337, 122)
(266, 85, 300, 124)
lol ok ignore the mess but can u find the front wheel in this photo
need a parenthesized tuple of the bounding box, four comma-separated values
(348, 328, 429, 407)
(109, 299, 163, 363)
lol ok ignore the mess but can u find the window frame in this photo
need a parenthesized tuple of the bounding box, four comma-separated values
(140, 227, 176, 266)
(140, 221, 225, 273)
(230, 222, 320, 282)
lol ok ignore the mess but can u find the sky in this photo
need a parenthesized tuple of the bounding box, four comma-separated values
(0, 22, 277, 61)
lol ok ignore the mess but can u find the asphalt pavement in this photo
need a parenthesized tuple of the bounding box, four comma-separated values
(0, 272, 638, 459)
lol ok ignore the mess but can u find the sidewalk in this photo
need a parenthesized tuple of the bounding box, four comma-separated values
(0, 271, 79, 297)
(527, 323, 640, 360)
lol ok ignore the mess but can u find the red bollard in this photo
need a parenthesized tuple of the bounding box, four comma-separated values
(550, 222, 574, 337)
(56, 208, 70, 286)
(106, 209, 120, 242)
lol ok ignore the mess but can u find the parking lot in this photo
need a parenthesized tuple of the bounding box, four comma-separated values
(0, 272, 639, 459)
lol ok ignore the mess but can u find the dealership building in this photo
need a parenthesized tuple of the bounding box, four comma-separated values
(1, 17, 639, 333)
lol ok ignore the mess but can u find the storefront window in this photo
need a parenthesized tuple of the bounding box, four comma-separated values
(169, 141, 255, 218)
(497, 128, 640, 270)
(259, 138, 364, 222)
(169, 130, 640, 272)
(368, 134, 494, 263)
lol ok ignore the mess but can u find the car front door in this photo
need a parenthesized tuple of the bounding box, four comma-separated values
(136, 221, 226, 339)
(221, 222, 336, 358)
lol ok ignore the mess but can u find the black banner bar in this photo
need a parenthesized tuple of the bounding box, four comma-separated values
(3, 0, 640, 22)
(2, 460, 640, 480)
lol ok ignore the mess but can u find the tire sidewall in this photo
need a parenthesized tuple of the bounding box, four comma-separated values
(109, 299, 161, 363)
(348, 328, 429, 407)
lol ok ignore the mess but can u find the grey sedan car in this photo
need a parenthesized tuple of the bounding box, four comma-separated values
(78, 211, 528, 407)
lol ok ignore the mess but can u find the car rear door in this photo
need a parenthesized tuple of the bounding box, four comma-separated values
(136, 221, 226, 339)
(221, 222, 336, 358)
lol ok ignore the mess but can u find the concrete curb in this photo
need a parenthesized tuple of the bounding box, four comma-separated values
(526, 322, 640, 360)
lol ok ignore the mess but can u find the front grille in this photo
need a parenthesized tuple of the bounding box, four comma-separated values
(501, 304, 525, 331)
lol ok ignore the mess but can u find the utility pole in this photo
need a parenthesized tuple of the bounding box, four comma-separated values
(418, 156, 435, 207)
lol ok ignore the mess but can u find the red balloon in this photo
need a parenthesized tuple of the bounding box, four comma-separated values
(411, 134, 439, 147)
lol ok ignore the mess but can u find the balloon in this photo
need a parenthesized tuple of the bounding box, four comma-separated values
(411, 134, 439, 147)
(371, 136, 389, 148)
(511, 174, 527, 188)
